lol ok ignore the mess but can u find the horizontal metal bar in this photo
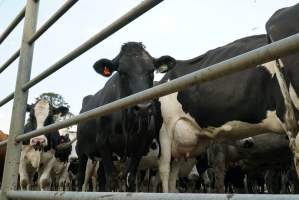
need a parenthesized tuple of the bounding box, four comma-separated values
(0, 6, 25, 45)
(0, 92, 14, 108)
(21, 0, 164, 92)
(6, 191, 299, 200)
(0, 49, 20, 74)
(10, 33, 299, 145)
(28, 0, 78, 44)
(0, 0, 78, 75)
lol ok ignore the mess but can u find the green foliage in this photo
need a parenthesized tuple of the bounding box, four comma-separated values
(35, 92, 70, 109)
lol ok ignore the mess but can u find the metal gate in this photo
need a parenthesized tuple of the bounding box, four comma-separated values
(0, 0, 299, 199)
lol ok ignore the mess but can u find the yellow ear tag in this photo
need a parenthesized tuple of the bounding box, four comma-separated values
(103, 66, 111, 76)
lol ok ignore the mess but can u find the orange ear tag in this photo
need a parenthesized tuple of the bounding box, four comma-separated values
(103, 66, 111, 76)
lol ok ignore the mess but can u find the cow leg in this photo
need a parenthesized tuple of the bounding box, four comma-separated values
(98, 162, 106, 191)
(212, 150, 226, 193)
(91, 161, 99, 192)
(202, 170, 212, 193)
(77, 154, 88, 191)
(82, 158, 94, 191)
(39, 156, 56, 190)
(19, 158, 30, 190)
(169, 158, 182, 192)
(265, 169, 281, 194)
(126, 156, 141, 192)
(59, 164, 70, 191)
(100, 150, 118, 191)
(159, 124, 172, 192)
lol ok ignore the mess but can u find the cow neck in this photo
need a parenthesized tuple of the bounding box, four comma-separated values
(121, 108, 155, 159)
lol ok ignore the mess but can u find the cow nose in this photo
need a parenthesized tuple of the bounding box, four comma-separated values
(31, 138, 46, 146)
(133, 102, 153, 116)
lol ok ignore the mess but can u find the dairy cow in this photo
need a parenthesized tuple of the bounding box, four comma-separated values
(19, 100, 68, 190)
(266, 2, 299, 174)
(156, 32, 299, 192)
(76, 42, 173, 191)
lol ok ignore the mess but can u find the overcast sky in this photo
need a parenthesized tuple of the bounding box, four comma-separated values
(0, 0, 298, 133)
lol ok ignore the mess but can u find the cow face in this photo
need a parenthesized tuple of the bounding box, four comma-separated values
(26, 100, 69, 147)
(93, 42, 176, 116)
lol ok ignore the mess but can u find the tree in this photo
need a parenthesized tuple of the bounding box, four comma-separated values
(35, 92, 70, 109)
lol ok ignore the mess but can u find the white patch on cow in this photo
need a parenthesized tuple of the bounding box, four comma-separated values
(139, 139, 160, 170)
(34, 100, 50, 129)
(289, 83, 299, 111)
(30, 100, 49, 146)
(158, 91, 285, 192)
(261, 110, 284, 133)
(159, 92, 203, 136)
(260, 60, 276, 77)
(19, 145, 56, 190)
(26, 147, 41, 169)
(82, 159, 99, 191)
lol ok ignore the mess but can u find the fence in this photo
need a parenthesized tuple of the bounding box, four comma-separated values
(0, 0, 299, 199)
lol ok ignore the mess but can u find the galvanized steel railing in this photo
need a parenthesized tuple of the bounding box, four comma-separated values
(0, 0, 164, 199)
(0, 0, 299, 199)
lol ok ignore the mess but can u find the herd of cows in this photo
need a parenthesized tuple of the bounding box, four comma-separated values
(0, 2, 299, 194)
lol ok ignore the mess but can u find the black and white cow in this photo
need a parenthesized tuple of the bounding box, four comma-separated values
(156, 30, 299, 192)
(266, 3, 299, 174)
(76, 42, 173, 192)
(19, 99, 68, 190)
(51, 133, 72, 191)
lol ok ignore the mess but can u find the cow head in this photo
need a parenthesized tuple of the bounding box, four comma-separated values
(55, 133, 72, 162)
(93, 42, 176, 116)
(26, 99, 69, 148)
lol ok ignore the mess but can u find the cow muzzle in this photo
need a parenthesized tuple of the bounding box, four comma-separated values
(132, 102, 153, 117)
(30, 137, 47, 147)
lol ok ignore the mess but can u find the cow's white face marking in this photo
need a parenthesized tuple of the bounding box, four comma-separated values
(289, 83, 299, 111)
(30, 100, 49, 146)
(34, 100, 50, 129)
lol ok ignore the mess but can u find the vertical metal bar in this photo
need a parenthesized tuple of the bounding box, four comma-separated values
(0, 0, 39, 199)
(28, 0, 79, 44)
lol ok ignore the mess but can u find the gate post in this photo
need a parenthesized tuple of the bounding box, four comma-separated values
(0, 0, 39, 199)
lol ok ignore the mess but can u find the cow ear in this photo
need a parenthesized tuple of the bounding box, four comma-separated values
(155, 56, 176, 73)
(53, 106, 69, 116)
(93, 59, 116, 77)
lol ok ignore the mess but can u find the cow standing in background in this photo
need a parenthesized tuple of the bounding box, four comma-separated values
(0, 130, 8, 185)
(51, 133, 72, 191)
(19, 100, 68, 190)
(76, 42, 174, 192)
(266, 2, 299, 176)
